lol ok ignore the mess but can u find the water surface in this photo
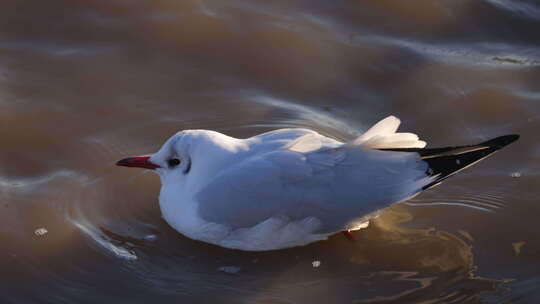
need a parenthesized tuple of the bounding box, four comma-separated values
(1, 1, 539, 303)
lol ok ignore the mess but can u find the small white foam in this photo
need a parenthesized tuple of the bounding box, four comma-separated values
(510, 172, 522, 178)
(34, 228, 48, 236)
(217, 266, 241, 274)
(143, 234, 158, 241)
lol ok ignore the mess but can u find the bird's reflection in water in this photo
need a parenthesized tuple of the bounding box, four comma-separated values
(234, 205, 500, 303)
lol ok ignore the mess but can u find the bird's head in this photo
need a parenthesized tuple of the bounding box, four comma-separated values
(117, 129, 242, 189)
(116, 131, 192, 184)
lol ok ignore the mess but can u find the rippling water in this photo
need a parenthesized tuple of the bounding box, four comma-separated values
(2, 1, 540, 303)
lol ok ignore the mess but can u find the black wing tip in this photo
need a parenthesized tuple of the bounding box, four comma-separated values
(482, 134, 520, 149)
(419, 134, 519, 191)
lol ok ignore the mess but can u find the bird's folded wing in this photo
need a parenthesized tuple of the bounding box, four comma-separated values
(195, 145, 433, 232)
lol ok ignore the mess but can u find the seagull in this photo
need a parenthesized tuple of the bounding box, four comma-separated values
(116, 116, 518, 251)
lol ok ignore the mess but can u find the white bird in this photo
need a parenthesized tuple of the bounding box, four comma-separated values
(116, 116, 518, 251)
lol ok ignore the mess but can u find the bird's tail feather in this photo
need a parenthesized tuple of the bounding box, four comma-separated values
(353, 116, 427, 149)
(381, 135, 520, 190)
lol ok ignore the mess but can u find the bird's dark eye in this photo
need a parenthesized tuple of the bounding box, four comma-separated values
(168, 158, 181, 167)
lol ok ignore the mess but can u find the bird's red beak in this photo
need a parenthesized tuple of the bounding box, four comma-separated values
(116, 156, 161, 169)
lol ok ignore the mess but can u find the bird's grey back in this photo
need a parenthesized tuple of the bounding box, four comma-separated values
(195, 138, 430, 233)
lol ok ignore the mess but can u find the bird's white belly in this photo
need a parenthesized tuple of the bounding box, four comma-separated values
(214, 216, 331, 251)
(159, 187, 331, 251)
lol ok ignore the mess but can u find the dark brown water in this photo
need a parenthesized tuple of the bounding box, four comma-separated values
(2, 1, 539, 303)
